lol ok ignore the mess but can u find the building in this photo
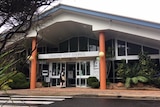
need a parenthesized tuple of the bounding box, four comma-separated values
(23, 4, 160, 90)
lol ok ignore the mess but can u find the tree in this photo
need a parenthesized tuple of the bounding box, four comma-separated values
(0, 0, 58, 90)
(0, 0, 57, 52)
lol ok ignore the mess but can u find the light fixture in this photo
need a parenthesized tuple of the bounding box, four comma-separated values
(27, 56, 34, 61)
(99, 51, 104, 57)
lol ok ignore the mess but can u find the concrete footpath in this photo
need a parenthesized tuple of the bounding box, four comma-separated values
(1, 87, 160, 100)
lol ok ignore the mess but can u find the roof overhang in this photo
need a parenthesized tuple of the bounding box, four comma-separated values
(26, 4, 160, 47)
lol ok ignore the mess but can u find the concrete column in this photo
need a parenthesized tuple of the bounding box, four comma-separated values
(30, 37, 37, 89)
(99, 32, 107, 90)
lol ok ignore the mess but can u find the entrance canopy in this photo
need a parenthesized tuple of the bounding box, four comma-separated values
(27, 4, 160, 48)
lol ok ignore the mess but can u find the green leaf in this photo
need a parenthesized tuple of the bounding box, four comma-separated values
(1, 85, 11, 90)
(137, 76, 148, 83)
(125, 77, 131, 88)
(131, 77, 138, 84)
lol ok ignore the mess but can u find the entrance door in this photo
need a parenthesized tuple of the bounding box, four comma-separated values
(76, 61, 90, 87)
(51, 62, 66, 87)
(66, 63, 76, 87)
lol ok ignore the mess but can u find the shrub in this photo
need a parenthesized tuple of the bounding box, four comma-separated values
(152, 77, 160, 88)
(91, 82, 100, 88)
(87, 77, 99, 88)
(42, 82, 49, 87)
(9, 72, 30, 89)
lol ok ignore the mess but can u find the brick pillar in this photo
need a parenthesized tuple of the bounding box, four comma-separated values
(99, 32, 107, 90)
(30, 37, 37, 89)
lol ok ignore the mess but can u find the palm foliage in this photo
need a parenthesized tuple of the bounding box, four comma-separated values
(116, 53, 158, 88)
(0, 50, 19, 90)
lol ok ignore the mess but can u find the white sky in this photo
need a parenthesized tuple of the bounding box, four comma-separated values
(1, 0, 160, 33)
(61, 0, 160, 24)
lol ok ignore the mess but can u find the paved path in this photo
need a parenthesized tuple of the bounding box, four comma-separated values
(0, 95, 72, 107)
(1, 87, 160, 100)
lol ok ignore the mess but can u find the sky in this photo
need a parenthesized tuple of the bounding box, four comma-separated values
(1, 0, 160, 33)
(61, 0, 160, 24)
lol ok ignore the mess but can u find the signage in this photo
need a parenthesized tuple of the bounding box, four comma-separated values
(39, 51, 99, 59)
(42, 70, 48, 76)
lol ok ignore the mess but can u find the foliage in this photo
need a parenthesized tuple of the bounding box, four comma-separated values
(91, 82, 100, 88)
(125, 76, 148, 88)
(42, 82, 49, 87)
(9, 72, 29, 89)
(0, 50, 19, 90)
(152, 78, 160, 88)
(87, 77, 100, 88)
(0, 0, 57, 52)
(116, 53, 157, 88)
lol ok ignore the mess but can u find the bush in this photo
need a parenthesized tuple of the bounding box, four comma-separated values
(9, 72, 30, 89)
(152, 77, 160, 88)
(87, 77, 100, 88)
(42, 82, 49, 87)
(91, 82, 100, 88)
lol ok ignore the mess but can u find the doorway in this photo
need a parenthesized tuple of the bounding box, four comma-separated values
(66, 62, 76, 87)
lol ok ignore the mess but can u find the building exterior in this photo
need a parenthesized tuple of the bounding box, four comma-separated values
(25, 4, 160, 90)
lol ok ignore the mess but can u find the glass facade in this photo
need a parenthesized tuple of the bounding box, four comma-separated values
(35, 36, 99, 55)
(38, 36, 160, 86)
(143, 46, 159, 54)
(89, 39, 99, 51)
(59, 37, 99, 52)
(106, 39, 115, 58)
(118, 40, 125, 56)
(107, 39, 160, 83)
(70, 37, 78, 52)
(127, 43, 141, 55)
(59, 40, 68, 52)
(79, 37, 88, 51)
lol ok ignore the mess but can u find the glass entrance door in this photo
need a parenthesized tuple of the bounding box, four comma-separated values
(76, 61, 90, 87)
(51, 62, 66, 87)
(66, 62, 76, 87)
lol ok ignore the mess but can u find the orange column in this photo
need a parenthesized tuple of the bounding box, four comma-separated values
(30, 37, 37, 89)
(99, 32, 107, 90)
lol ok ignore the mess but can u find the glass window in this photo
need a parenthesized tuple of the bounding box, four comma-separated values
(47, 47, 58, 53)
(106, 39, 115, 58)
(52, 63, 56, 76)
(56, 79, 60, 85)
(118, 40, 125, 56)
(89, 39, 98, 51)
(52, 79, 56, 86)
(86, 62, 90, 75)
(76, 63, 80, 75)
(56, 63, 60, 75)
(81, 62, 86, 75)
(143, 46, 159, 54)
(59, 40, 68, 52)
(38, 47, 45, 54)
(43, 64, 49, 70)
(70, 37, 78, 52)
(79, 37, 88, 51)
(77, 79, 79, 85)
(81, 79, 86, 86)
(127, 43, 141, 55)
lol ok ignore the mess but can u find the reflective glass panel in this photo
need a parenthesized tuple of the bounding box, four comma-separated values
(59, 40, 68, 52)
(89, 39, 98, 51)
(118, 40, 125, 56)
(70, 37, 78, 52)
(127, 43, 141, 55)
(79, 37, 88, 51)
(143, 46, 159, 54)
